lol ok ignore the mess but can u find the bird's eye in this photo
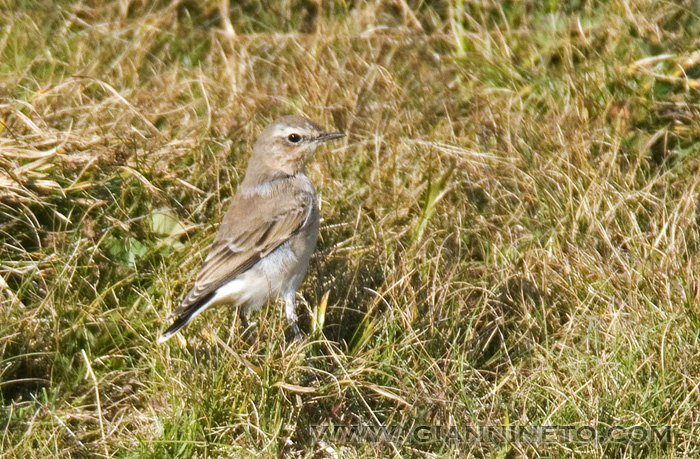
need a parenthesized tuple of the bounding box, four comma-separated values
(287, 133, 302, 143)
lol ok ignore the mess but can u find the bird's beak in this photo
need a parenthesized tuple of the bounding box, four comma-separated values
(316, 131, 345, 143)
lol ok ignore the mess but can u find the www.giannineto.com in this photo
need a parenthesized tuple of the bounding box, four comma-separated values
(308, 424, 673, 445)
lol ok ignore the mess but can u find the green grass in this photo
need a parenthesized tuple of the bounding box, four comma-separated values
(2, 0, 700, 457)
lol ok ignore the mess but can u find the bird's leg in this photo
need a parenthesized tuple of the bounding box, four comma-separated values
(239, 307, 255, 345)
(283, 292, 304, 344)
(284, 292, 318, 372)
(284, 294, 320, 387)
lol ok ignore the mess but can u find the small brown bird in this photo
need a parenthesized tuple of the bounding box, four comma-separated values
(159, 115, 344, 343)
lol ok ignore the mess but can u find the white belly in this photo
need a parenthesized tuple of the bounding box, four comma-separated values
(209, 239, 309, 313)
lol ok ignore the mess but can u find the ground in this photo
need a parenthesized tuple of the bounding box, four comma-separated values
(1, 0, 700, 457)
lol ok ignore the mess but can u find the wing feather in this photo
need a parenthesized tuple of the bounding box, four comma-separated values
(176, 186, 311, 312)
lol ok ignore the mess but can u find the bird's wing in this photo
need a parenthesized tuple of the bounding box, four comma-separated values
(176, 187, 312, 312)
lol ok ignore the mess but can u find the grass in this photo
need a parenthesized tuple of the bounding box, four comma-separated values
(1, 0, 700, 457)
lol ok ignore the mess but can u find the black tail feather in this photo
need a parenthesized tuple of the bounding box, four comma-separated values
(159, 314, 193, 342)
(158, 292, 215, 343)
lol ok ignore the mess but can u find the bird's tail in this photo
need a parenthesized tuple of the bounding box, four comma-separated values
(158, 293, 215, 344)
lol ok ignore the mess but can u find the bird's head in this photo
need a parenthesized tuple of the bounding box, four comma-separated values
(248, 115, 344, 180)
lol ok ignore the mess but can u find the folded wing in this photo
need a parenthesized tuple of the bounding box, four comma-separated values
(176, 186, 312, 313)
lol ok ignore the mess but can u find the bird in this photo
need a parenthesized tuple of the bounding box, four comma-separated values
(158, 115, 344, 344)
